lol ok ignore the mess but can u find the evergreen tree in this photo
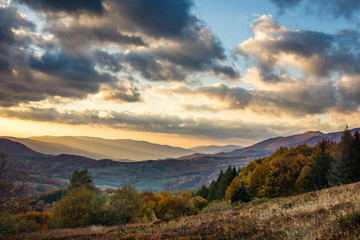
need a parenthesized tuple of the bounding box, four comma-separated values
(69, 169, 95, 190)
(215, 170, 225, 200)
(230, 181, 252, 203)
(197, 185, 209, 199)
(309, 139, 332, 190)
(206, 180, 217, 202)
(328, 126, 353, 186)
(350, 131, 360, 182)
(206, 166, 241, 202)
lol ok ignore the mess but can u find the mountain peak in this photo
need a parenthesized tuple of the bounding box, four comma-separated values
(304, 130, 323, 135)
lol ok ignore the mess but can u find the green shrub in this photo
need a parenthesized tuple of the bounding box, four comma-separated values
(0, 211, 22, 234)
(51, 187, 104, 228)
(106, 185, 142, 225)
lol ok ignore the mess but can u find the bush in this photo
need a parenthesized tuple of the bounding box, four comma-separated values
(51, 187, 104, 228)
(0, 211, 22, 234)
(106, 185, 142, 225)
(20, 211, 52, 231)
(192, 196, 208, 212)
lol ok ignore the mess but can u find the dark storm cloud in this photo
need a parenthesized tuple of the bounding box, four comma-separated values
(0, 0, 236, 109)
(119, 32, 238, 81)
(0, 7, 34, 49)
(271, 0, 360, 21)
(94, 51, 122, 72)
(109, 0, 196, 39)
(14, 0, 105, 14)
(0, 58, 10, 72)
(18, 0, 237, 81)
(29, 51, 113, 93)
(0, 6, 126, 108)
(212, 65, 239, 79)
(51, 23, 145, 51)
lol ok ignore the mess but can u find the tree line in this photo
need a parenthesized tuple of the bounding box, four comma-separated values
(225, 126, 360, 199)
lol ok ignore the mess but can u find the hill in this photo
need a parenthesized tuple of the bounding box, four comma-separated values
(4, 136, 196, 161)
(189, 145, 242, 154)
(0, 138, 249, 193)
(13, 181, 360, 240)
(215, 127, 360, 158)
(0, 138, 45, 158)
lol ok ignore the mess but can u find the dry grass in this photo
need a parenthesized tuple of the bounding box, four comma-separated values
(5, 182, 360, 240)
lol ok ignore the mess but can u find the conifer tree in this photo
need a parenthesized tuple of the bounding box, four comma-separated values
(328, 126, 353, 186)
(69, 169, 95, 191)
(206, 180, 217, 202)
(197, 185, 209, 199)
(309, 139, 332, 190)
(350, 131, 360, 182)
(230, 181, 252, 203)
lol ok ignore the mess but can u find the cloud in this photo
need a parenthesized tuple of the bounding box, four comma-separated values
(0, 106, 288, 140)
(338, 74, 360, 109)
(49, 21, 146, 50)
(235, 15, 360, 115)
(238, 15, 340, 80)
(107, 0, 196, 39)
(157, 78, 336, 116)
(197, 84, 252, 109)
(28, 51, 114, 96)
(16, 0, 238, 81)
(14, 0, 105, 14)
(270, 0, 360, 22)
(99, 81, 143, 103)
(0, 7, 34, 50)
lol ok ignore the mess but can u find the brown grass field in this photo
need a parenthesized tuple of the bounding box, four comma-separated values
(7, 182, 360, 240)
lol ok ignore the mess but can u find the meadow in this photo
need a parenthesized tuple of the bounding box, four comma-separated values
(9, 181, 360, 240)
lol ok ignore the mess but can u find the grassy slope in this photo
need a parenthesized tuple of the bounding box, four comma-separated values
(12, 182, 360, 240)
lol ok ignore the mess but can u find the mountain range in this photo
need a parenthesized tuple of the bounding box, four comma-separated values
(2, 136, 242, 161)
(1, 127, 358, 194)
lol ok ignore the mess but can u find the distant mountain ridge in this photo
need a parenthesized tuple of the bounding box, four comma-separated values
(1, 127, 358, 194)
(3, 136, 196, 161)
(189, 145, 242, 154)
(216, 128, 360, 158)
(3, 136, 246, 161)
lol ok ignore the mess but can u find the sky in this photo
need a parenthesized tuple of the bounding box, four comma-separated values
(0, 0, 360, 148)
